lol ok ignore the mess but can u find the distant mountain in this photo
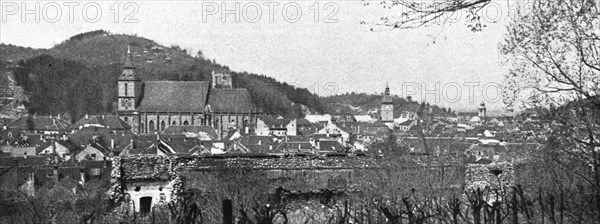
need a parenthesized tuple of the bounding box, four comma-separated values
(1, 30, 452, 122)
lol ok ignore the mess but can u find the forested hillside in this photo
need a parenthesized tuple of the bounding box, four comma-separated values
(1, 30, 452, 121)
(1, 30, 327, 120)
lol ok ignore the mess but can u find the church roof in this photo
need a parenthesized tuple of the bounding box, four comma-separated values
(138, 81, 210, 112)
(123, 46, 135, 69)
(119, 47, 139, 81)
(208, 88, 257, 113)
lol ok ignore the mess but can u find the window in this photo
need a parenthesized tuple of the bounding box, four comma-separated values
(124, 117, 128, 121)
(183, 121, 189, 125)
(149, 121, 155, 132)
(172, 121, 177, 125)
(160, 121, 166, 131)
(91, 168, 101, 176)
(134, 186, 141, 192)
(91, 154, 96, 158)
(124, 83, 128, 96)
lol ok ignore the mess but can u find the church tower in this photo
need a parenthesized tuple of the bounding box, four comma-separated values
(118, 46, 141, 112)
(117, 46, 141, 132)
(478, 101, 487, 119)
(381, 84, 394, 129)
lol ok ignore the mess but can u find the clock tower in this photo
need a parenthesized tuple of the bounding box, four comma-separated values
(117, 46, 141, 131)
(381, 84, 394, 129)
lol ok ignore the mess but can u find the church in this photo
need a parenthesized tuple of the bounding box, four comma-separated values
(116, 47, 261, 137)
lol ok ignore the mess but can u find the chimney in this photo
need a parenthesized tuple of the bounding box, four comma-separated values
(79, 169, 85, 186)
(244, 126, 249, 134)
(111, 139, 115, 149)
(57, 114, 61, 120)
(53, 166, 58, 182)
(85, 114, 89, 119)
(3, 125, 6, 130)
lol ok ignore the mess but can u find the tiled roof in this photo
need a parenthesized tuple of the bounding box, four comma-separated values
(162, 125, 218, 140)
(259, 116, 291, 128)
(69, 126, 113, 146)
(138, 81, 210, 112)
(72, 115, 130, 130)
(8, 116, 71, 131)
(318, 140, 344, 151)
(208, 88, 257, 113)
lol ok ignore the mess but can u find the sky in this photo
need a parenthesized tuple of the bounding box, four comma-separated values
(0, 0, 517, 112)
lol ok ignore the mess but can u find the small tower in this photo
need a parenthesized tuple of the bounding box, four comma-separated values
(212, 70, 232, 89)
(478, 101, 487, 119)
(117, 46, 141, 112)
(381, 84, 394, 129)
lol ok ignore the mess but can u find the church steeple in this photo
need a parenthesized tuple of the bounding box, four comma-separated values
(384, 83, 390, 96)
(123, 46, 135, 69)
(119, 46, 139, 81)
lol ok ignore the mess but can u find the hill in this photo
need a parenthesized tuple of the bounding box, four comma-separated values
(1, 30, 327, 121)
(1, 30, 453, 122)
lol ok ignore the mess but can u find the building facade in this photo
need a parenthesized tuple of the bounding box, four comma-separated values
(116, 47, 261, 138)
(380, 85, 394, 129)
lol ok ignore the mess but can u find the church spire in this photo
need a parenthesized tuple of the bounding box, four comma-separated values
(123, 45, 135, 69)
(119, 46, 139, 81)
(384, 83, 390, 96)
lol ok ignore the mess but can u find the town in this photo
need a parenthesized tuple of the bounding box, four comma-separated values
(0, 45, 548, 220)
(1, 0, 598, 221)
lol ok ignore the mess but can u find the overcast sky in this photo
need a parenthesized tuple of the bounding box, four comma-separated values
(1, 0, 517, 112)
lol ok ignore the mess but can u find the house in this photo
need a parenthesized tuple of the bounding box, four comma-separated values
(161, 125, 219, 140)
(314, 123, 352, 144)
(354, 115, 375, 123)
(296, 118, 321, 136)
(332, 114, 356, 123)
(152, 136, 198, 156)
(354, 121, 389, 143)
(74, 137, 111, 162)
(304, 114, 332, 126)
(9, 142, 37, 157)
(72, 114, 131, 132)
(396, 120, 416, 132)
(223, 129, 243, 141)
(7, 115, 71, 134)
(317, 140, 345, 152)
(464, 142, 508, 164)
(39, 140, 79, 159)
(255, 117, 296, 136)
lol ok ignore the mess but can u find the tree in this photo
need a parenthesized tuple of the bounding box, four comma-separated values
(500, 0, 600, 220)
(364, 0, 495, 31)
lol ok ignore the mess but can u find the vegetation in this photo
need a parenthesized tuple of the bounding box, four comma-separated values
(2, 31, 330, 120)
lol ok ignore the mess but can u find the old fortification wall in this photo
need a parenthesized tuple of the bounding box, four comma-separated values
(110, 154, 467, 201)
